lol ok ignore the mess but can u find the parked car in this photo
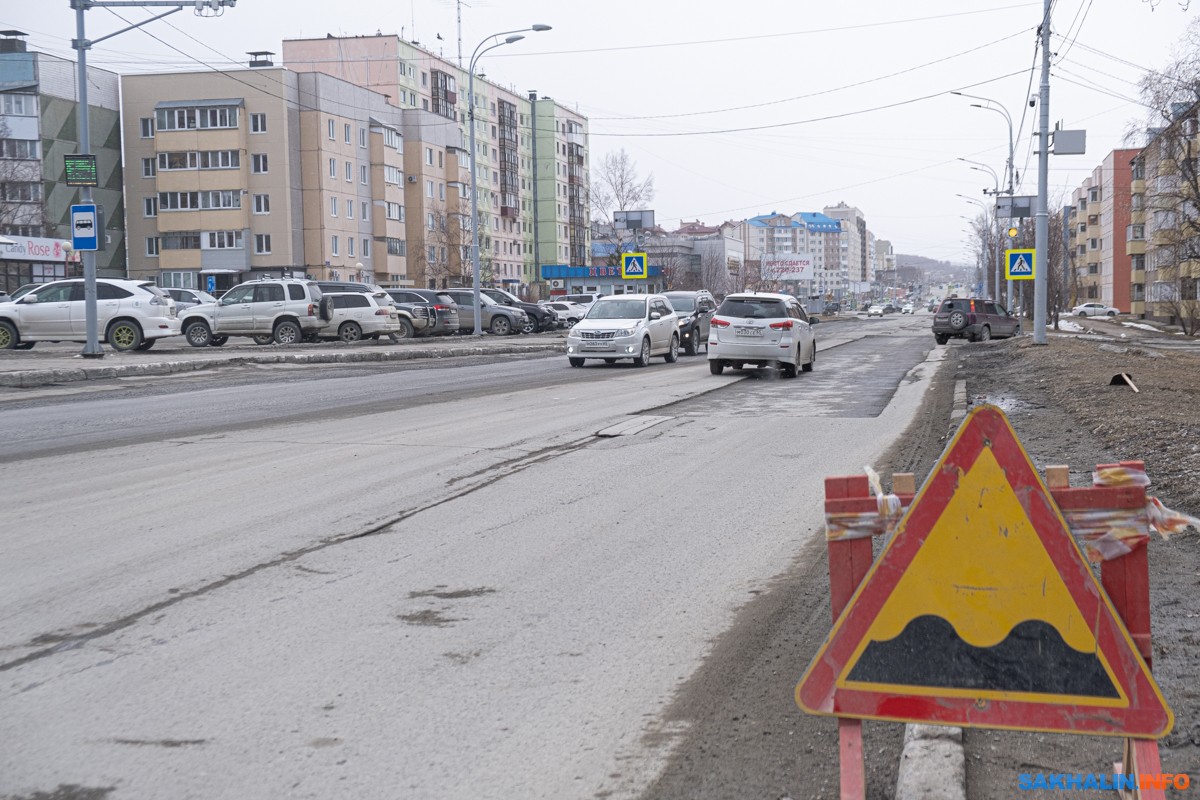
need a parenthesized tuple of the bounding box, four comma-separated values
(565, 294, 680, 367)
(823, 302, 841, 316)
(472, 286, 558, 334)
(562, 292, 605, 309)
(539, 300, 589, 327)
(180, 278, 334, 347)
(163, 287, 218, 309)
(867, 305, 885, 317)
(1, 284, 38, 304)
(882, 304, 899, 314)
(663, 289, 716, 355)
(315, 291, 427, 342)
(931, 297, 1021, 344)
(0, 278, 180, 352)
(1071, 302, 1120, 317)
(901, 303, 914, 314)
(440, 288, 527, 335)
(707, 291, 818, 377)
(386, 288, 460, 336)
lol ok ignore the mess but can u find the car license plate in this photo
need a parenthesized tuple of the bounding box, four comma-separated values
(582, 342, 612, 350)
(735, 326, 763, 337)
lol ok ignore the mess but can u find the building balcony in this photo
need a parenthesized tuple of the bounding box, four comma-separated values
(1131, 179, 1145, 194)
(1129, 209, 1145, 225)
(500, 206, 518, 219)
(1130, 299, 1145, 316)
(1126, 239, 1147, 256)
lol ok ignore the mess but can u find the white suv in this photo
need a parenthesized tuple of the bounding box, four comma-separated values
(180, 278, 334, 346)
(708, 292, 819, 377)
(0, 278, 180, 352)
(565, 294, 679, 367)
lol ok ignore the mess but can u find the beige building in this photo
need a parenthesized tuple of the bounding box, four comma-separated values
(122, 64, 408, 292)
(282, 35, 588, 295)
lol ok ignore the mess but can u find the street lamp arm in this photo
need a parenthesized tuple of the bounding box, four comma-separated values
(469, 24, 550, 66)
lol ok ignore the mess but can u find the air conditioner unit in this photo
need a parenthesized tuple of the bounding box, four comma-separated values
(406, 175, 416, 183)
(550, 279, 564, 288)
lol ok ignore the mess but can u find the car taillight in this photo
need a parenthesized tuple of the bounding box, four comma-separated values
(711, 317, 730, 328)
(376, 308, 391, 316)
(307, 303, 317, 316)
(769, 320, 793, 329)
(434, 304, 448, 311)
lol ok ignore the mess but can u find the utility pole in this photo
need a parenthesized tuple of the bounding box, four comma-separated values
(70, 0, 235, 357)
(1033, 0, 1051, 344)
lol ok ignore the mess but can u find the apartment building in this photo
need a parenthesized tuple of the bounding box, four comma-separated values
(1131, 101, 1200, 324)
(122, 64, 407, 293)
(741, 211, 844, 297)
(822, 202, 868, 286)
(0, 34, 123, 290)
(281, 35, 589, 297)
(1066, 148, 1137, 311)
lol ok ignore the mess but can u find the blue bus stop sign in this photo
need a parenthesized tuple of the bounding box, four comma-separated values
(70, 204, 99, 251)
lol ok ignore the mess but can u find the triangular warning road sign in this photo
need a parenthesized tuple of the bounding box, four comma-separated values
(796, 405, 1173, 737)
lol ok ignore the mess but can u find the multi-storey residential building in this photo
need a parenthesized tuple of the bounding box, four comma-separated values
(741, 211, 844, 297)
(823, 202, 868, 286)
(122, 64, 408, 293)
(1067, 149, 1137, 311)
(0, 34, 123, 290)
(1130, 103, 1200, 324)
(281, 36, 588, 297)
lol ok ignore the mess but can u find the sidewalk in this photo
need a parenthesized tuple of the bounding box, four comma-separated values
(0, 334, 567, 388)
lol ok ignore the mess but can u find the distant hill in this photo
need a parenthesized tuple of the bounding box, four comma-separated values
(896, 254, 968, 282)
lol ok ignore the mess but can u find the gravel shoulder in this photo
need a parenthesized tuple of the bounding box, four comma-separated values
(637, 322, 1199, 799)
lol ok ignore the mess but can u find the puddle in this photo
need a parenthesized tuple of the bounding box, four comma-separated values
(397, 609, 461, 627)
(408, 586, 495, 600)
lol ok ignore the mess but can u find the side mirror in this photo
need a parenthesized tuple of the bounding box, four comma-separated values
(649, 311, 662, 320)
(809, 316, 821, 325)
(18, 294, 37, 304)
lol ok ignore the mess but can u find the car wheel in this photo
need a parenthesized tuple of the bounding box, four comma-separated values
(107, 319, 143, 352)
(520, 316, 537, 334)
(0, 320, 18, 349)
(568, 357, 585, 367)
(948, 310, 968, 331)
(252, 334, 274, 346)
(490, 315, 512, 336)
(338, 321, 363, 343)
(1077, 311, 1088, 317)
(567, 318, 579, 328)
(632, 337, 651, 367)
(664, 335, 679, 363)
(1107, 310, 1117, 317)
(782, 360, 798, 378)
(135, 339, 156, 351)
(802, 342, 815, 372)
(210, 336, 228, 347)
(684, 330, 699, 356)
(709, 359, 724, 375)
(394, 318, 415, 340)
(979, 325, 992, 342)
(274, 320, 302, 345)
(934, 333, 949, 345)
(184, 321, 212, 347)
(14, 341, 35, 350)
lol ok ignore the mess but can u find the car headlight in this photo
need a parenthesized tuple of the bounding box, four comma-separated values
(614, 328, 635, 337)
(567, 327, 581, 338)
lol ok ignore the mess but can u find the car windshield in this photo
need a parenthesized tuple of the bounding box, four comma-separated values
(667, 296, 696, 312)
(588, 298, 647, 319)
(719, 298, 787, 318)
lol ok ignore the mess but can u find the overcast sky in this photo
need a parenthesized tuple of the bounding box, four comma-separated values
(4, 0, 1195, 263)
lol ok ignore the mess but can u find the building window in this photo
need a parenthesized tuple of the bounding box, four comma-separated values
(328, 119, 335, 140)
(146, 237, 160, 256)
(252, 154, 268, 173)
(199, 150, 240, 169)
(425, 179, 434, 198)
(140, 117, 155, 138)
(346, 199, 354, 219)
(384, 165, 402, 185)
(359, 127, 366, 147)
(347, 237, 355, 257)
(361, 201, 369, 219)
(330, 197, 338, 217)
(345, 161, 352, 182)
(362, 238, 370, 258)
(162, 232, 202, 250)
(344, 123, 351, 144)
(386, 237, 406, 256)
(156, 106, 238, 130)
(158, 191, 201, 211)
(331, 235, 339, 256)
(144, 197, 158, 217)
(1, 94, 36, 116)
(438, 182, 445, 201)
(204, 231, 244, 249)
(255, 233, 272, 254)
(160, 271, 197, 289)
(329, 158, 337, 178)
(200, 190, 241, 210)
(158, 151, 199, 170)
(386, 202, 403, 221)
(250, 112, 267, 133)
(361, 164, 368, 184)
(426, 147, 434, 166)
(142, 158, 156, 178)
(426, 212, 435, 230)
(427, 245, 435, 262)
(253, 194, 270, 214)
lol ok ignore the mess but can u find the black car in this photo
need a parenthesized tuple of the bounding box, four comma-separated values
(663, 290, 716, 355)
(386, 288, 460, 336)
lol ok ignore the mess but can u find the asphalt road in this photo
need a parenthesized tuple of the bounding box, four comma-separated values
(0, 314, 944, 800)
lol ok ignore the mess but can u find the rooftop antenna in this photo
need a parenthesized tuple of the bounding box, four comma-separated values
(456, 0, 472, 67)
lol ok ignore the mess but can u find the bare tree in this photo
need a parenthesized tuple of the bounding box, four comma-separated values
(590, 149, 655, 257)
(699, 248, 732, 296)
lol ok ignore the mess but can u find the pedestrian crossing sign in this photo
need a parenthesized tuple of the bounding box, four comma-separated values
(1005, 249, 1035, 281)
(621, 252, 648, 279)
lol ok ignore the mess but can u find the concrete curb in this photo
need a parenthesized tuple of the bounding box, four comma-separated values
(0, 341, 564, 388)
(895, 378, 970, 800)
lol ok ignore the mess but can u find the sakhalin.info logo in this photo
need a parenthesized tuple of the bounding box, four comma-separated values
(1018, 773, 1191, 791)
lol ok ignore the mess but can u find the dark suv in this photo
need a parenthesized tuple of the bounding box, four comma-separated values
(386, 289, 459, 336)
(663, 290, 716, 355)
(477, 287, 558, 334)
(932, 297, 1020, 344)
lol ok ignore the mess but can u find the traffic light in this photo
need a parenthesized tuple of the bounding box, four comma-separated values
(1007, 227, 1019, 238)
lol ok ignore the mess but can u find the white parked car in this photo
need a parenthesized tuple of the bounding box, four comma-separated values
(708, 292, 818, 378)
(0, 278, 180, 351)
(540, 300, 589, 327)
(317, 291, 425, 342)
(1071, 302, 1120, 317)
(901, 303, 914, 314)
(866, 304, 885, 317)
(163, 287, 218, 309)
(565, 294, 679, 367)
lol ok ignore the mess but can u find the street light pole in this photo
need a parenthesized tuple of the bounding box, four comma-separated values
(958, 194, 993, 299)
(1033, 0, 1052, 345)
(70, 0, 235, 357)
(467, 24, 550, 336)
(958, 158, 1003, 308)
(951, 91, 1017, 311)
